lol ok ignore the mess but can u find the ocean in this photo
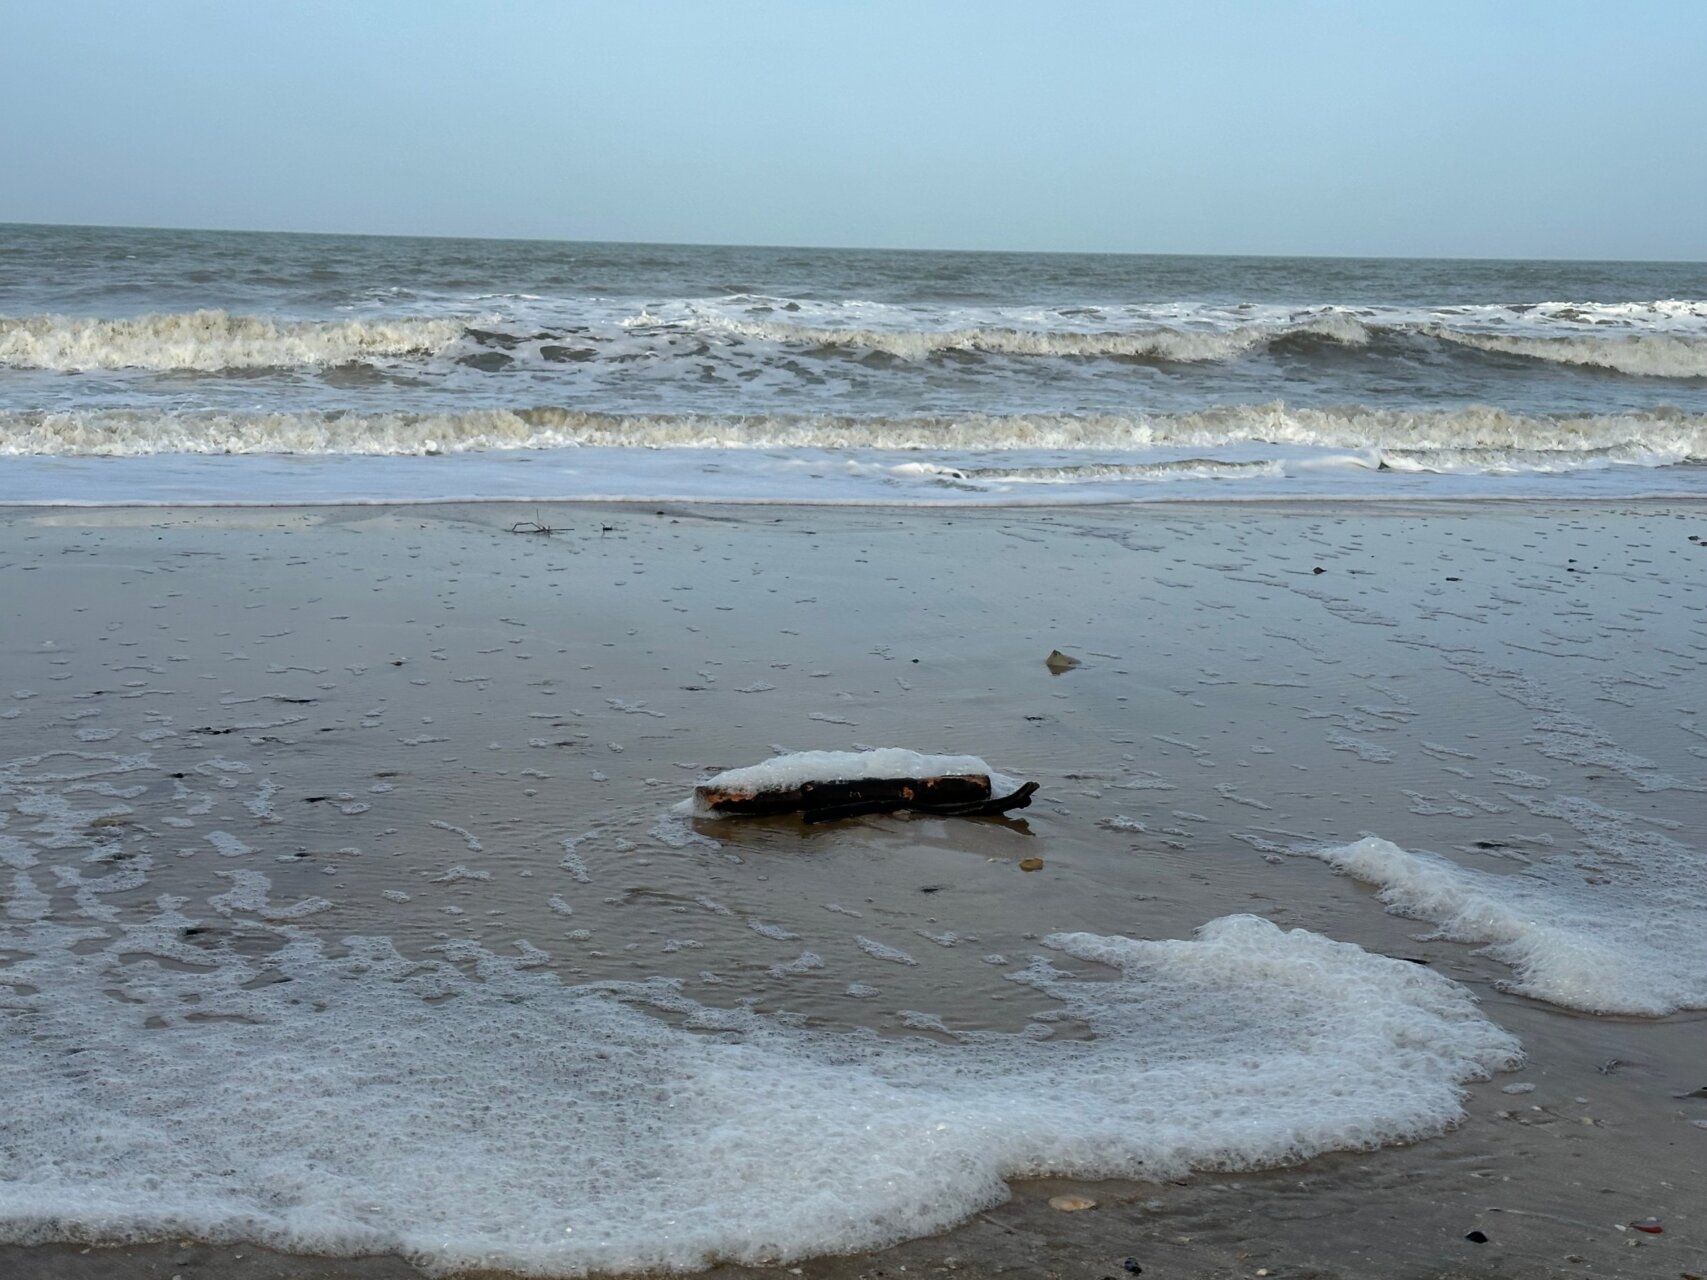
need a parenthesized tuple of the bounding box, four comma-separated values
(3, 222, 1706, 504)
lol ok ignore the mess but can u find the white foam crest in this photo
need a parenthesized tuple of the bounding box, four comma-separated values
(1429, 328, 1707, 378)
(0, 912, 1517, 1274)
(1498, 297, 1707, 327)
(671, 312, 1369, 362)
(6, 404, 1705, 461)
(1375, 441, 1697, 475)
(962, 459, 1290, 485)
(0, 311, 465, 371)
(1306, 835, 1707, 1016)
(640, 294, 1707, 348)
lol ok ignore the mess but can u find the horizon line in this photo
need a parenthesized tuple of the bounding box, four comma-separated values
(5, 218, 1704, 269)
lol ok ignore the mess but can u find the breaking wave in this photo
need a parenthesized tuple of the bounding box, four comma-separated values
(719, 317, 1707, 378)
(1426, 329, 1707, 379)
(0, 311, 465, 371)
(664, 312, 1374, 363)
(5, 404, 1703, 466)
(951, 459, 1291, 484)
(6, 302, 1706, 378)
(630, 300, 1707, 376)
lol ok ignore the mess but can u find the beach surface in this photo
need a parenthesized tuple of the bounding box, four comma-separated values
(3, 498, 1705, 1280)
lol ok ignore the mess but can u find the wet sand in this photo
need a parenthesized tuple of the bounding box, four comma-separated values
(3, 499, 1705, 1280)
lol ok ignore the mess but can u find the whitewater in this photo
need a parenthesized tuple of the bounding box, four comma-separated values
(2, 224, 1705, 503)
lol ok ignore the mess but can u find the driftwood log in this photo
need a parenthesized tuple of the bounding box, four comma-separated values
(697, 775, 1039, 824)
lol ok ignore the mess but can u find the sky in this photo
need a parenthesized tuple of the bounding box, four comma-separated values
(2, 0, 1704, 260)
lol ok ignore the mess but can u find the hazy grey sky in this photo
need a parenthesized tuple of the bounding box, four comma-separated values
(4, 0, 1704, 259)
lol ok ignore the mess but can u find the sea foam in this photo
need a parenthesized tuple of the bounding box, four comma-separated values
(0, 311, 463, 371)
(666, 311, 1372, 363)
(4, 405, 1703, 465)
(0, 910, 1518, 1275)
(1307, 834, 1707, 1016)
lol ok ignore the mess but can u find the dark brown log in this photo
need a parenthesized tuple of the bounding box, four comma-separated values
(800, 781, 1039, 824)
(908, 779, 1039, 819)
(698, 774, 992, 818)
(696, 774, 1039, 824)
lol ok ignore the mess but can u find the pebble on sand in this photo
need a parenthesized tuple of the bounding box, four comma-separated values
(1047, 1195, 1097, 1212)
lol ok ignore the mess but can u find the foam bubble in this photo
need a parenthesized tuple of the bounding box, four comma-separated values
(0, 912, 1518, 1274)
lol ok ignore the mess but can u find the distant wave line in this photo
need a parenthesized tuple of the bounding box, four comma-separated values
(5, 404, 1704, 463)
(0, 310, 465, 371)
(6, 305, 1707, 377)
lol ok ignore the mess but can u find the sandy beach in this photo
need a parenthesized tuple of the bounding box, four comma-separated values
(3, 497, 1705, 1280)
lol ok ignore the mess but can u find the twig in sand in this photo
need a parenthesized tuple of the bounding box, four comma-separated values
(509, 509, 560, 535)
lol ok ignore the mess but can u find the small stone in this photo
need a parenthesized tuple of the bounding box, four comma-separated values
(1048, 1194, 1096, 1212)
(1019, 858, 1045, 873)
(1466, 1230, 1489, 1243)
(1044, 649, 1082, 674)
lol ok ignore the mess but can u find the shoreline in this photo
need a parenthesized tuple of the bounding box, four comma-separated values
(6, 490, 1706, 510)
(3, 498, 1704, 1280)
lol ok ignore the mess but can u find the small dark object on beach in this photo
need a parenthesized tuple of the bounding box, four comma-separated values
(1465, 1230, 1488, 1243)
(1446, 576, 1461, 581)
(1630, 1217, 1663, 1234)
(699, 775, 1039, 824)
(509, 513, 560, 535)
(1122, 1258, 1143, 1274)
(1597, 1058, 1625, 1075)
(1045, 649, 1082, 674)
(1312, 566, 1325, 574)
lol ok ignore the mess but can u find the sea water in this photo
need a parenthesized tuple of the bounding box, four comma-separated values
(2, 224, 1705, 504)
